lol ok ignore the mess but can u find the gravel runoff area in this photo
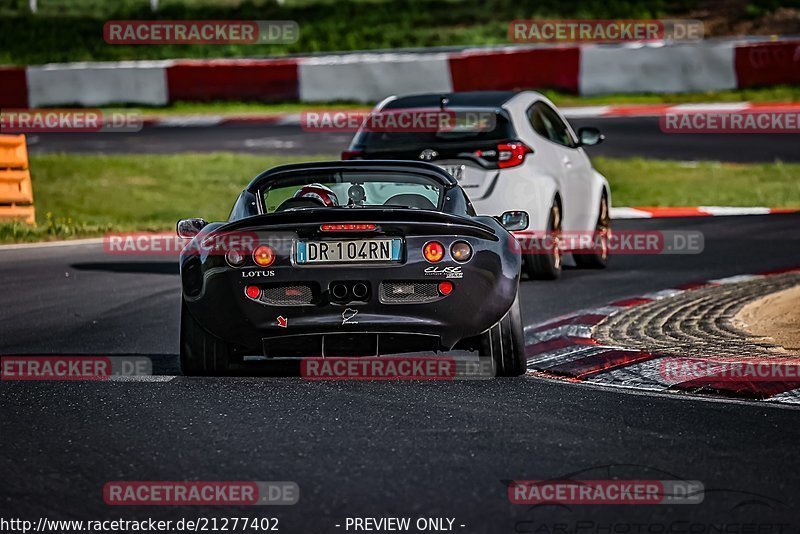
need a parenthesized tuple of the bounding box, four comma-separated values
(594, 272, 800, 359)
(734, 282, 800, 355)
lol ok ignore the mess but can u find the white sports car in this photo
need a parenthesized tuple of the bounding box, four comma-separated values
(342, 90, 611, 280)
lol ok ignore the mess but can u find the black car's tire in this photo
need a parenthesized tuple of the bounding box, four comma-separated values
(574, 194, 611, 269)
(523, 203, 562, 280)
(180, 301, 231, 376)
(480, 291, 527, 377)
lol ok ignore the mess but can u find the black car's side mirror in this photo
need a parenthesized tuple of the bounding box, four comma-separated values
(499, 211, 529, 232)
(177, 218, 208, 238)
(577, 127, 604, 146)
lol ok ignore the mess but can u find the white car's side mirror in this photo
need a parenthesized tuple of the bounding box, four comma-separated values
(577, 127, 604, 146)
(499, 211, 529, 232)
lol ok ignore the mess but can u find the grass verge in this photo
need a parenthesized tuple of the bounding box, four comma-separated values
(1, 153, 798, 244)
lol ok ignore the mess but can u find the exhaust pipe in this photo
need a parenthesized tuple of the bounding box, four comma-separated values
(331, 283, 349, 300)
(352, 282, 369, 300)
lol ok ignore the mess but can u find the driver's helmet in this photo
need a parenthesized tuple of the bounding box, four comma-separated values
(292, 183, 339, 207)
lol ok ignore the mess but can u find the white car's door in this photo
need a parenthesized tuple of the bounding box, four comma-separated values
(527, 101, 596, 233)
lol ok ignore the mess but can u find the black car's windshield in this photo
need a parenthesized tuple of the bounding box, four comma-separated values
(261, 171, 443, 213)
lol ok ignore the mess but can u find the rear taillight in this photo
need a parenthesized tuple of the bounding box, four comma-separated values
(497, 142, 533, 169)
(341, 150, 364, 160)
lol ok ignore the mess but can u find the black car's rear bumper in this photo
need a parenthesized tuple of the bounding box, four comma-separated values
(182, 235, 519, 356)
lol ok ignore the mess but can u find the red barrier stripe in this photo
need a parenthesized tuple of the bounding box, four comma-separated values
(546, 349, 654, 378)
(166, 59, 299, 102)
(609, 297, 653, 307)
(449, 47, 580, 94)
(735, 41, 800, 89)
(0, 68, 28, 108)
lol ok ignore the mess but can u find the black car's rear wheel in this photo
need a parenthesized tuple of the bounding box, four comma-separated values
(523, 202, 562, 280)
(180, 301, 232, 376)
(574, 193, 611, 269)
(479, 291, 527, 377)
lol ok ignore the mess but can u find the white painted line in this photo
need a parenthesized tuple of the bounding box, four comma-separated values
(708, 274, 765, 285)
(586, 357, 676, 391)
(107, 375, 176, 382)
(155, 116, 225, 127)
(766, 388, 800, 404)
(669, 102, 751, 112)
(0, 238, 106, 251)
(610, 207, 653, 219)
(527, 345, 608, 369)
(561, 106, 611, 119)
(700, 206, 773, 216)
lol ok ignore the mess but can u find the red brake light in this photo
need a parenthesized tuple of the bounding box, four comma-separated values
(438, 281, 454, 295)
(341, 150, 364, 160)
(497, 142, 533, 169)
(423, 241, 445, 263)
(320, 223, 377, 232)
(245, 285, 261, 299)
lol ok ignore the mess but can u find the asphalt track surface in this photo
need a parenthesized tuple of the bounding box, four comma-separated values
(2, 214, 800, 531)
(25, 116, 800, 162)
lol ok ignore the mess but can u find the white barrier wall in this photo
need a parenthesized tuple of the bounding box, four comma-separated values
(579, 43, 737, 95)
(299, 53, 453, 103)
(27, 61, 171, 107)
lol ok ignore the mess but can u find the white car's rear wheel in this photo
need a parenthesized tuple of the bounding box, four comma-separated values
(523, 203, 562, 280)
(574, 194, 611, 269)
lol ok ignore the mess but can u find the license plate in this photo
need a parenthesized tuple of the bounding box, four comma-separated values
(438, 164, 465, 181)
(296, 239, 402, 264)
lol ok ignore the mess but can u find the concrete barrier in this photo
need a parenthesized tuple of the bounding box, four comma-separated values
(27, 61, 171, 107)
(579, 42, 737, 95)
(7, 38, 798, 106)
(299, 53, 453, 103)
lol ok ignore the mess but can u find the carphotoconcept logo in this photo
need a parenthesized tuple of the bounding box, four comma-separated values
(104, 21, 298, 45)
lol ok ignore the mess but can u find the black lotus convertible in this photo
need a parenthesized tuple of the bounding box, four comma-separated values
(177, 160, 528, 376)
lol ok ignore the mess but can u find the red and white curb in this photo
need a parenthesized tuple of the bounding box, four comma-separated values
(560, 101, 800, 119)
(524, 268, 800, 405)
(139, 101, 800, 128)
(609, 206, 799, 219)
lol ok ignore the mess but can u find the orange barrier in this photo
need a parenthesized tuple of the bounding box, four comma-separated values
(0, 134, 35, 224)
